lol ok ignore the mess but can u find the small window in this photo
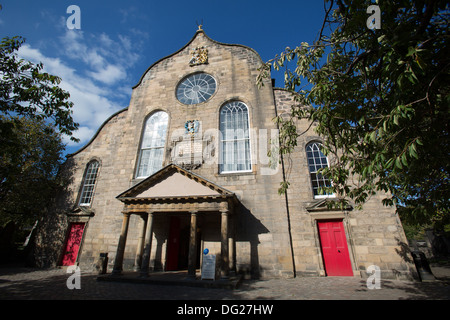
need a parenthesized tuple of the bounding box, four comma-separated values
(219, 101, 251, 173)
(79, 161, 100, 206)
(306, 142, 333, 198)
(136, 111, 169, 178)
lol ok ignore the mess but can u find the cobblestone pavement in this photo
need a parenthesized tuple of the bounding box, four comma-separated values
(0, 265, 449, 300)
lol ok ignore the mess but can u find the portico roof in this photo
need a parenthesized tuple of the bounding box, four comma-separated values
(116, 164, 238, 212)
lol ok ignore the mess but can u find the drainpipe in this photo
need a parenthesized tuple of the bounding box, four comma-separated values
(272, 83, 296, 278)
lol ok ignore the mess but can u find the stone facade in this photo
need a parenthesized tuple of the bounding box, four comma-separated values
(33, 29, 416, 280)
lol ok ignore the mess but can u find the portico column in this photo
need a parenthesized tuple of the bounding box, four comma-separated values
(188, 211, 198, 278)
(140, 212, 154, 277)
(112, 212, 131, 275)
(229, 215, 236, 275)
(220, 209, 229, 280)
(134, 214, 147, 271)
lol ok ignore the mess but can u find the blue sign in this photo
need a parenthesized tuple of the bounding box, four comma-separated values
(203, 248, 209, 255)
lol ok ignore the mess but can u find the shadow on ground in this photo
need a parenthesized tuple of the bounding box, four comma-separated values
(0, 265, 449, 300)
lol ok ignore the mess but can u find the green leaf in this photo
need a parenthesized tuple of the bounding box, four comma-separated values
(409, 143, 418, 159)
(395, 157, 403, 169)
(406, 46, 415, 57)
(401, 153, 408, 167)
(393, 115, 399, 126)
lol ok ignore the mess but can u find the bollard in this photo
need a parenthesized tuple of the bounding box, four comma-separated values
(97, 252, 108, 275)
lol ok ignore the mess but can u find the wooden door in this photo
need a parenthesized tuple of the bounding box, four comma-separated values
(166, 217, 180, 271)
(61, 223, 85, 266)
(317, 220, 353, 276)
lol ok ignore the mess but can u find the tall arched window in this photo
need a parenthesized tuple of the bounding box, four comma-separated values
(136, 111, 168, 178)
(79, 160, 100, 206)
(219, 101, 251, 173)
(306, 142, 333, 198)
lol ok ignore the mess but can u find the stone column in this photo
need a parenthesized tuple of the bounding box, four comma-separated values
(188, 211, 198, 278)
(140, 212, 154, 277)
(134, 214, 147, 271)
(220, 209, 229, 280)
(112, 212, 131, 275)
(229, 215, 236, 275)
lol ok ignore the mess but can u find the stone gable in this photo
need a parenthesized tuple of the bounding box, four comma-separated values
(34, 29, 417, 281)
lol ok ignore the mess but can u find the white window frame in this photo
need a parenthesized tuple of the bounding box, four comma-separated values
(136, 111, 169, 179)
(219, 101, 252, 174)
(79, 160, 100, 206)
(306, 142, 335, 199)
(176, 73, 217, 105)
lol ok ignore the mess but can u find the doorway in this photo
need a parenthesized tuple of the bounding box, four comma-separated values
(317, 220, 353, 276)
(166, 216, 201, 271)
(61, 222, 85, 266)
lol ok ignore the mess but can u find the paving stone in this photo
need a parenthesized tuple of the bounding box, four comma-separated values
(0, 267, 449, 300)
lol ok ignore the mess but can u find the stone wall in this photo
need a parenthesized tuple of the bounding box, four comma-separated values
(273, 88, 416, 280)
(38, 30, 416, 280)
(56, 30, 294, 278)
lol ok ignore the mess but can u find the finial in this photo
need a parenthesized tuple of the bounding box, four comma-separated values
(196, 19, 204, 31)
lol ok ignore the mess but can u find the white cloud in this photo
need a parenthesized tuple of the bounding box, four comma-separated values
(59, 30, 140, 78)
(16, 37, 136, 148)
(14, 25, 145, 151)
(88, 64, 126, 85)
(60, 30, 106, 69)
(18, 44, 119, 124)
(63, 126, 96, 147)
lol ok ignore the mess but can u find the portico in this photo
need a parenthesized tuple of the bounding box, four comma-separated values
(112, 164, 238, 279)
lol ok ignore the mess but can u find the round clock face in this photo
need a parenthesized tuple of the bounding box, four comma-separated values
(176, 73, 216, 105)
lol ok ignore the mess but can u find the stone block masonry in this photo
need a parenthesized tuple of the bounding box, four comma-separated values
(34, 29, 417, 281)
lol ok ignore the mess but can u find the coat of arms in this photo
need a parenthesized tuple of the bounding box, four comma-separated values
(189, 46, 208, 66)
(185, 120, 200, 136)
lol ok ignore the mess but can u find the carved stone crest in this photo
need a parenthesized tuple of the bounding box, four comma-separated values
(185, 120, 200, 136)
(189, 46, 208, 66)
(168, 121, 216, 171)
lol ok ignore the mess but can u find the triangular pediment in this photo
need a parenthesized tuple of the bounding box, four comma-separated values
(68, 206, 95, 217)
(117, 164, 234, 201)
(306, 198, 353, 212)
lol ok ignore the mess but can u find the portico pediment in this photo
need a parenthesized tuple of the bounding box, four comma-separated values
(116, 164, 237, 205)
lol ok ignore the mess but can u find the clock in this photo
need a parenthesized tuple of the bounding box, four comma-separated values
(176, 73, 216, 105)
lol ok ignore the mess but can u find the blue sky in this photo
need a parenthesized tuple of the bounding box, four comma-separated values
(0, 0, 325, 155)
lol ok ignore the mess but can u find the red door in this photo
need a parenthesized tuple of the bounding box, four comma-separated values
(318, 220, 353, 276)
(166, 217, 180, 271)
(61, 223, 85, 266)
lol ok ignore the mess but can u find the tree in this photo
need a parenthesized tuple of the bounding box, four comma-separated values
(1, 36, 79, 226)
(0, 115, 67, 226)
(258, 0, 449, 226)
(0, 36, 79, 142)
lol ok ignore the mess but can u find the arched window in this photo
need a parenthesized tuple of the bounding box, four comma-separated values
(79, 160, 100, 206)
(306, 142, 333, 198)
(219, 101, 251, 173)
(136, 111, 168, 178)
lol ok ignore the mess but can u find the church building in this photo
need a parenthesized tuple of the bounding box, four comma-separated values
(33, 28, 416, 280)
